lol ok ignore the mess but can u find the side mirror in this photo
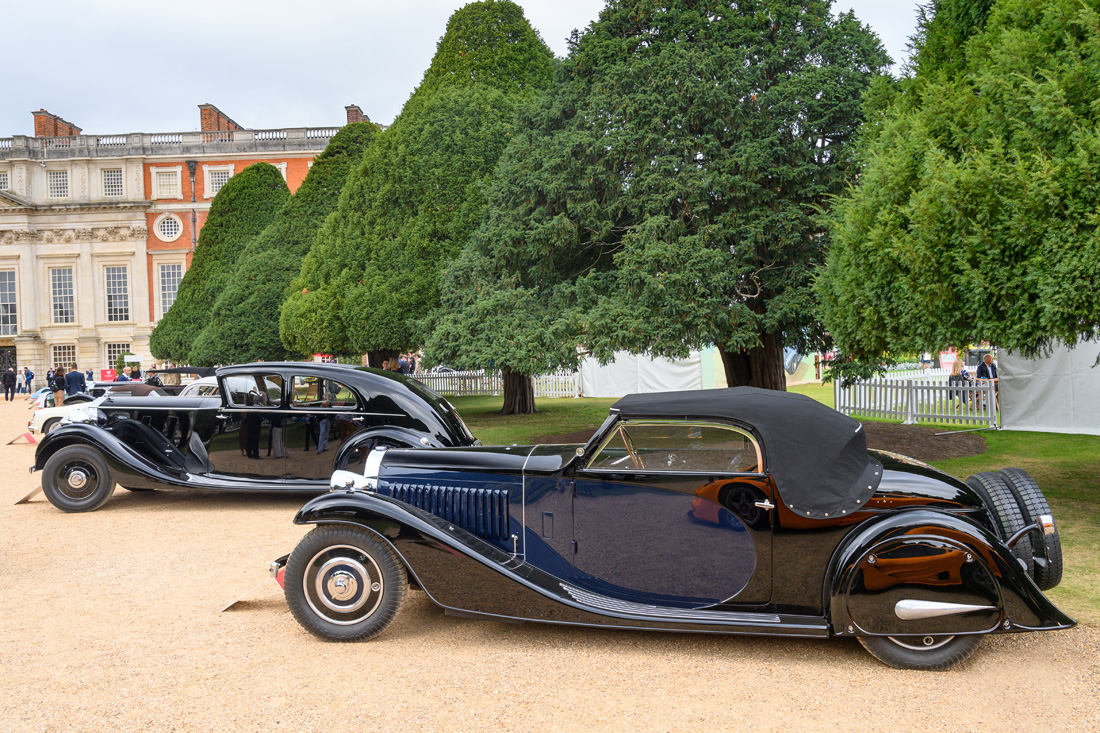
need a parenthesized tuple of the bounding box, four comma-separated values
(330, 469, 370, 492)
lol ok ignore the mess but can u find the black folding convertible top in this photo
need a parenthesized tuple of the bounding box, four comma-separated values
(611, 388, 882, 519)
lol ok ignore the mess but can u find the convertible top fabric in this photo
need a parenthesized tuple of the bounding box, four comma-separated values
(611, 388, 882, 519)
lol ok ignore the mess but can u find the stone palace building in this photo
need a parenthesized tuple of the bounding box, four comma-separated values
(0, 103, 370, 380)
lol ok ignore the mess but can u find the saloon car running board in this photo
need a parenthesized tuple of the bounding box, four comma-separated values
(561, 583, 782, 624)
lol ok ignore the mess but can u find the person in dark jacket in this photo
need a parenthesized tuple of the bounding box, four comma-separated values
(2, 368, 16, 401)
(65, 363, 87, 396)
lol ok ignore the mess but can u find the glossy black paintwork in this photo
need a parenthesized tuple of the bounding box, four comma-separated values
(283, 409, 1074, 640)
(33, 363, 475, 494)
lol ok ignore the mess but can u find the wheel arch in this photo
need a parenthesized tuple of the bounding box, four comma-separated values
(824, 509, 1074, 638)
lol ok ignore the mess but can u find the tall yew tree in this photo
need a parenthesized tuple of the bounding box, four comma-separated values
(430, 0, 890, 400)
(819, 0, 1100, 361)
(279, 0, 554, 365)
(189, 122, 378, 365)
(150, 163, 289, 364)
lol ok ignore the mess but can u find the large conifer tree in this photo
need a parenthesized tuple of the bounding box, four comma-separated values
(189, 122, 379, 365)
(279, 0, 554, 366)
(149, 163, 289, 364)
(819, 0, 1100, 361)
(429, 0, 889, 402)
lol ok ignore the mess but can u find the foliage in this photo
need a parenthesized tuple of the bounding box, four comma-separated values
(279, 0, 555, 358)
(188, 123, 379, 365)
(150, 163, 289, 364)
(820, 0, 1100, 361)
(428, 0, 890, 390)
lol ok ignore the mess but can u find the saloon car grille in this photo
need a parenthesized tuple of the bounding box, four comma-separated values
(389, 483, 511, 541)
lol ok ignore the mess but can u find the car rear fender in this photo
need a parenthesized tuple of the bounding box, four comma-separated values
(335, 427, 445, 474)
(824, 509, 1074, 637)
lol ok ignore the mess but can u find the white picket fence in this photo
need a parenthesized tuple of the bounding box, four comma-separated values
(835, 377, 998, 426)
(411, 370, 578, 399)
(882, 367, 950, 382)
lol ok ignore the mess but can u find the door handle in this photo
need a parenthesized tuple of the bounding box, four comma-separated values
(754, 499, 775, 510)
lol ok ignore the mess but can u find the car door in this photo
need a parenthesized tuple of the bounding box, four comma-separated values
(283, 374, 366, 480)
(570, 420, 773, 608)
(207, 372, 286, 479)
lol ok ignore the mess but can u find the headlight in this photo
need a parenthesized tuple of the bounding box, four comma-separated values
(62, 407, 107, 426)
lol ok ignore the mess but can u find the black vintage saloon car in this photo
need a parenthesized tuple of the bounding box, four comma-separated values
(29, 363, 476, 512)
(272, 388, 1072, 670)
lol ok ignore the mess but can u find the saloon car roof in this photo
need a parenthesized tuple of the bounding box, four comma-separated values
(611, 388, 882, 520)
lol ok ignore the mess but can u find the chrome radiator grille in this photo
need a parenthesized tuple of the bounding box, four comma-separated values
(388, 483, 511, 541)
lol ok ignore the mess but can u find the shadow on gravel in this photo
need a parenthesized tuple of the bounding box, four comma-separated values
(98, 489, 319, 514)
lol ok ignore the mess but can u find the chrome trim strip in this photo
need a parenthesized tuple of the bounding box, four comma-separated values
(894, 599, 998, 621)
(217, 408, 404, 416)
(560, 583, 781, 623)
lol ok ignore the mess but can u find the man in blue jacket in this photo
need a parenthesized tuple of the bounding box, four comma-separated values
(64, 363, 87, 395)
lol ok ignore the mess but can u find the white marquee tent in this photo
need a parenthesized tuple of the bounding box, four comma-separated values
(999, 340, 1100, 436)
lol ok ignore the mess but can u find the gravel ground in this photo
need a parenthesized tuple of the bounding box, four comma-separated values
(0, 399, 1097, 732)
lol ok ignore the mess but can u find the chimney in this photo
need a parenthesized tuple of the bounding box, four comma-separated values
(345, 104, 369, 125)
(32, 109, 82, 137)
(198, 104, 243, 132)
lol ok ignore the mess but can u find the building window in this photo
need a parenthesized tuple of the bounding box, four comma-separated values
(208, 168, 232, 197)
(50, 268, 75, 324)
(106, 342, 131, 369)
(105, 266, 129, 322)
(102, 168, 124, 197)
(0, 271, 16, 336)
(48, 170, 69, 198)
(154, 213, 184, 243)
(160, 263, 183, 315)
(51, 345, 76, 371)
(155, 170, 180, 198)
(0, 171, 9, 190)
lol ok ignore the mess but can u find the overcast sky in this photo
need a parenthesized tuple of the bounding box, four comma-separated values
(2, 0, 922, 137)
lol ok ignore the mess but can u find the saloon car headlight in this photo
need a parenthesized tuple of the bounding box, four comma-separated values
(62, 406, 107, 426)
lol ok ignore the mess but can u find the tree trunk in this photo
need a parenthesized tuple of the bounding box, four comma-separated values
(365, 349, 400, 369)
(501, 369, 537, 414)
(719, 332, 787, 391)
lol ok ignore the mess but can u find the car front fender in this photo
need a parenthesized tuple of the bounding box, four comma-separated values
(34, 424, 186, 489)
(824, 509, 1075, 637)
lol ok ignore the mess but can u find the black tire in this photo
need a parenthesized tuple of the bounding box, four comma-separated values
(998, 468, 1063, 590)
(284, 525, 408, 642)
(41, 418, 61, 435)
(859, 634, 983, 671)
(41, 445, 116, 512)
(966, 472, 1034, 576)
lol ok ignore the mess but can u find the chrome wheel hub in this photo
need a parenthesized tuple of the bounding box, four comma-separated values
(304, 545, 384, 625)
(67, 470, 88, 489)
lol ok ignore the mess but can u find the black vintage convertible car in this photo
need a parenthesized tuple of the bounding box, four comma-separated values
(28, 363, 476, 512)
(271, 388, 1072, 670)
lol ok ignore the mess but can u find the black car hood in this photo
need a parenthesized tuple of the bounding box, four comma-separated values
(381, 444, 574, 475)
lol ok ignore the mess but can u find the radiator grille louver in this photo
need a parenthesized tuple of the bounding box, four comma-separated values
(389, 483, 511, 541)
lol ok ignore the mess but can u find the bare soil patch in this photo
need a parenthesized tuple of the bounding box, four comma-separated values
(0, 400, 1094, 732)
(537, 421, 988, 463)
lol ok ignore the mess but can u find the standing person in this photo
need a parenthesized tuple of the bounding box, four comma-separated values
(85, 367, 94, 383)
(2, 368, 16, 401)
(46, 368, 54, 386)
(23, 367, 33, 395)
(51, 367, 67, 407)
(116, 367, 132, 382)
(65, 363, 87, 396)
(131, 364, 142, 381)
(975, 353, 998, 384)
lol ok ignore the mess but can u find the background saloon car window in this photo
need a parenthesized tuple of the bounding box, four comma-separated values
(291, 376, 357, 409)
(225, 374, 283, 407)
(589, 423, 759, 473)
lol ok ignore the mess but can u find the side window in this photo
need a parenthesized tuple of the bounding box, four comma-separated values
(225, 373, 283, 408)
(291, 376, 358, 410)
(587, 422, 761, 473)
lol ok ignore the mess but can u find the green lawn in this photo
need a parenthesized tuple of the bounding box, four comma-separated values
(452, 390, 1099, 624)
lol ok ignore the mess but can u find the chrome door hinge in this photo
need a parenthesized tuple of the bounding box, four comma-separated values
(570, 540, 578, 555)
(754, 499, 775, 510)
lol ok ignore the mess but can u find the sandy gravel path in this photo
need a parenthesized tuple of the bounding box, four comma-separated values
(0, 399, 1096, 732)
